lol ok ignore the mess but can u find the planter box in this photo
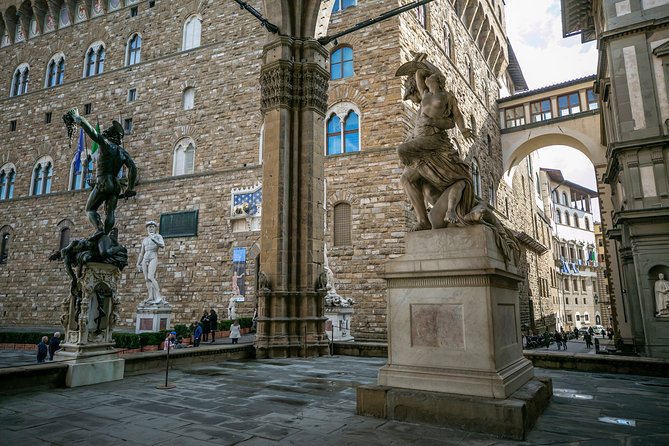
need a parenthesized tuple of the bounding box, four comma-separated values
(142, 345, 159, 352)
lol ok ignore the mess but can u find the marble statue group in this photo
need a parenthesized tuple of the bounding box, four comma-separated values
(395, 53, 519, 263)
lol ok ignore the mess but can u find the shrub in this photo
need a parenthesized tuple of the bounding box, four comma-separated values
(112, 332, 141, 349)
(173, 324, 190, 338)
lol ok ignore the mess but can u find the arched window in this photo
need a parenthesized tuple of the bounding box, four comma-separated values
(564, 212, 570, 226)
(0, 164, 16, 200)
(46, 54, 65, 87)
(332, 0, 356, 12)
(584, 217, 590, 231)
(551, 190, 558, 203)
(327, 114, 342, 155)
(31, 157, 53, 196)
(182, 15, 202, 50)
(173, 138, 195, 175)
(183, 87, 195, 110)
(486, 134, 492, 155)
(0, 232, 10, 264)
(343, 111, 359, 153)
(443, 24, 454, 59)
(561, 192, 568, 206)
(555, 210, 561, 224)
(573, 213, 579, 228)
(59, 227, 71, 250)
(126, 33, 142, 66)
(466, 57, 474, 87)
(84, 43, 105, 77)
(471, 158, 481, 197)
(326, 105, 361, 155)
(535, 173, 541, 194)
(333, 202, 352, 246)
(10, 64, 30, 97)
(330, 46, 353, 80)
(70, 154, 95, 190)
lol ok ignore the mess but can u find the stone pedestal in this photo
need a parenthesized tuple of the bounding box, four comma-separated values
(135, 302, 172, 333)
(358, 226, 551, 439)
(325, 306, 354, 342)
(56, 262, 124, 387)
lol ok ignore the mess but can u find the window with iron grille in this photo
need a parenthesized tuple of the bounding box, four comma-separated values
(333, 202, 351, 246)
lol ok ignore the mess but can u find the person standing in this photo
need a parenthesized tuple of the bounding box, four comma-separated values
(48, 332, 61, 360)
(554, 331, 562, 350)
(230, 319, 241, 344)
(193, 320, 203, 347)
(584, 331, 592, 348)
(200, 310, 210, 342)
(561, 329, 568, 350)
(37, 336, 48, 363)
(209, 309, 218, 343)
(573, 326, 579, 340)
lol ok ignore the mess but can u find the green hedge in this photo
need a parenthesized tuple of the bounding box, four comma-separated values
(0, 332, 52, 344)
(112, 332, 141, 349)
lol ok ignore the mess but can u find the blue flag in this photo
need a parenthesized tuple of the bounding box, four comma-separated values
(73, 129, 84, 173)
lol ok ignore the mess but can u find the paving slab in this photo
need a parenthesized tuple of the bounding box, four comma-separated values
(1, 355, 669, 445)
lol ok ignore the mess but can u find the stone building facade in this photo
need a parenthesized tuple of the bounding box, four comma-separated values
(562, 0, 669, 357)
(1, 0, 545, 340)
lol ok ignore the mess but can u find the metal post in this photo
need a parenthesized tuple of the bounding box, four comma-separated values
(156, 338, 176, 389)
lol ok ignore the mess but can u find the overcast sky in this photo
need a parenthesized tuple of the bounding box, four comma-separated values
(504, 0, 601, 218)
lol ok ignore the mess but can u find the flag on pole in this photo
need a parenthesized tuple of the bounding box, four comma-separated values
(91, 122, 101, 161)
(73, 128, 84, 173)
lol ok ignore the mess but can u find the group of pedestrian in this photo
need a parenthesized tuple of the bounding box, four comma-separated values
(198, 309, 218, 343)
(36, 332, 61, 363)
(191, 308, 241, 347)
(553, 329, 568, 350)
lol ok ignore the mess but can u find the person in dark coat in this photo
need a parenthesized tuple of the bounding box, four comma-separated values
(209, 309, 218, 343)
(37, 336, 48, 363)
(200, 310, 210, 342)
(48, 332, 61, 360)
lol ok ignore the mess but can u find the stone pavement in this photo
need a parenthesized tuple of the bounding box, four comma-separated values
(1, 353, 668, 445)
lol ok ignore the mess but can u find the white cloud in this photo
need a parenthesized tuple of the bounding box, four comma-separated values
(505, 0, 598, 89)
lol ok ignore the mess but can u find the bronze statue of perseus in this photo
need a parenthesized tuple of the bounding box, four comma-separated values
(63, 108, 138, 236)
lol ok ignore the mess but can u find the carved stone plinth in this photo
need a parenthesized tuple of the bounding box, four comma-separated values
(55, 262, 124, 387)
(255, 290, 330, 359)
(325, 306, 354, 342)
(358, 225, 551, 439)
(135, 302, 172, 334)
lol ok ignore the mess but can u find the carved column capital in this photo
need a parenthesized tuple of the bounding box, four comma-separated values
(260, 38, 329, 114)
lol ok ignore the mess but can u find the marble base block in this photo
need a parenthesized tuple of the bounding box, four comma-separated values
(325, 306, 355, 342)
(358, 225, 551, 439)
(65, 357, 125, 388)
(135, 303, 172, 334)
(377, 225, 535, 399)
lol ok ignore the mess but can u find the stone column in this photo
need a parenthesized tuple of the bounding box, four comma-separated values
(256, 36, 329, 358)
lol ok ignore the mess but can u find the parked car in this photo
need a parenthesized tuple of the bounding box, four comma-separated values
(579, 325, 606, 336)
(591, 325, 606, 336)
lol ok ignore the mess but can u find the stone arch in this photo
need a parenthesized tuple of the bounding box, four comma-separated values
(174, 124, 200, 143)
(503, 127, 605, 173)
(327, 189, 359, 207)
(262, 0, 331, 39)
(328, 85, 370, 109)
